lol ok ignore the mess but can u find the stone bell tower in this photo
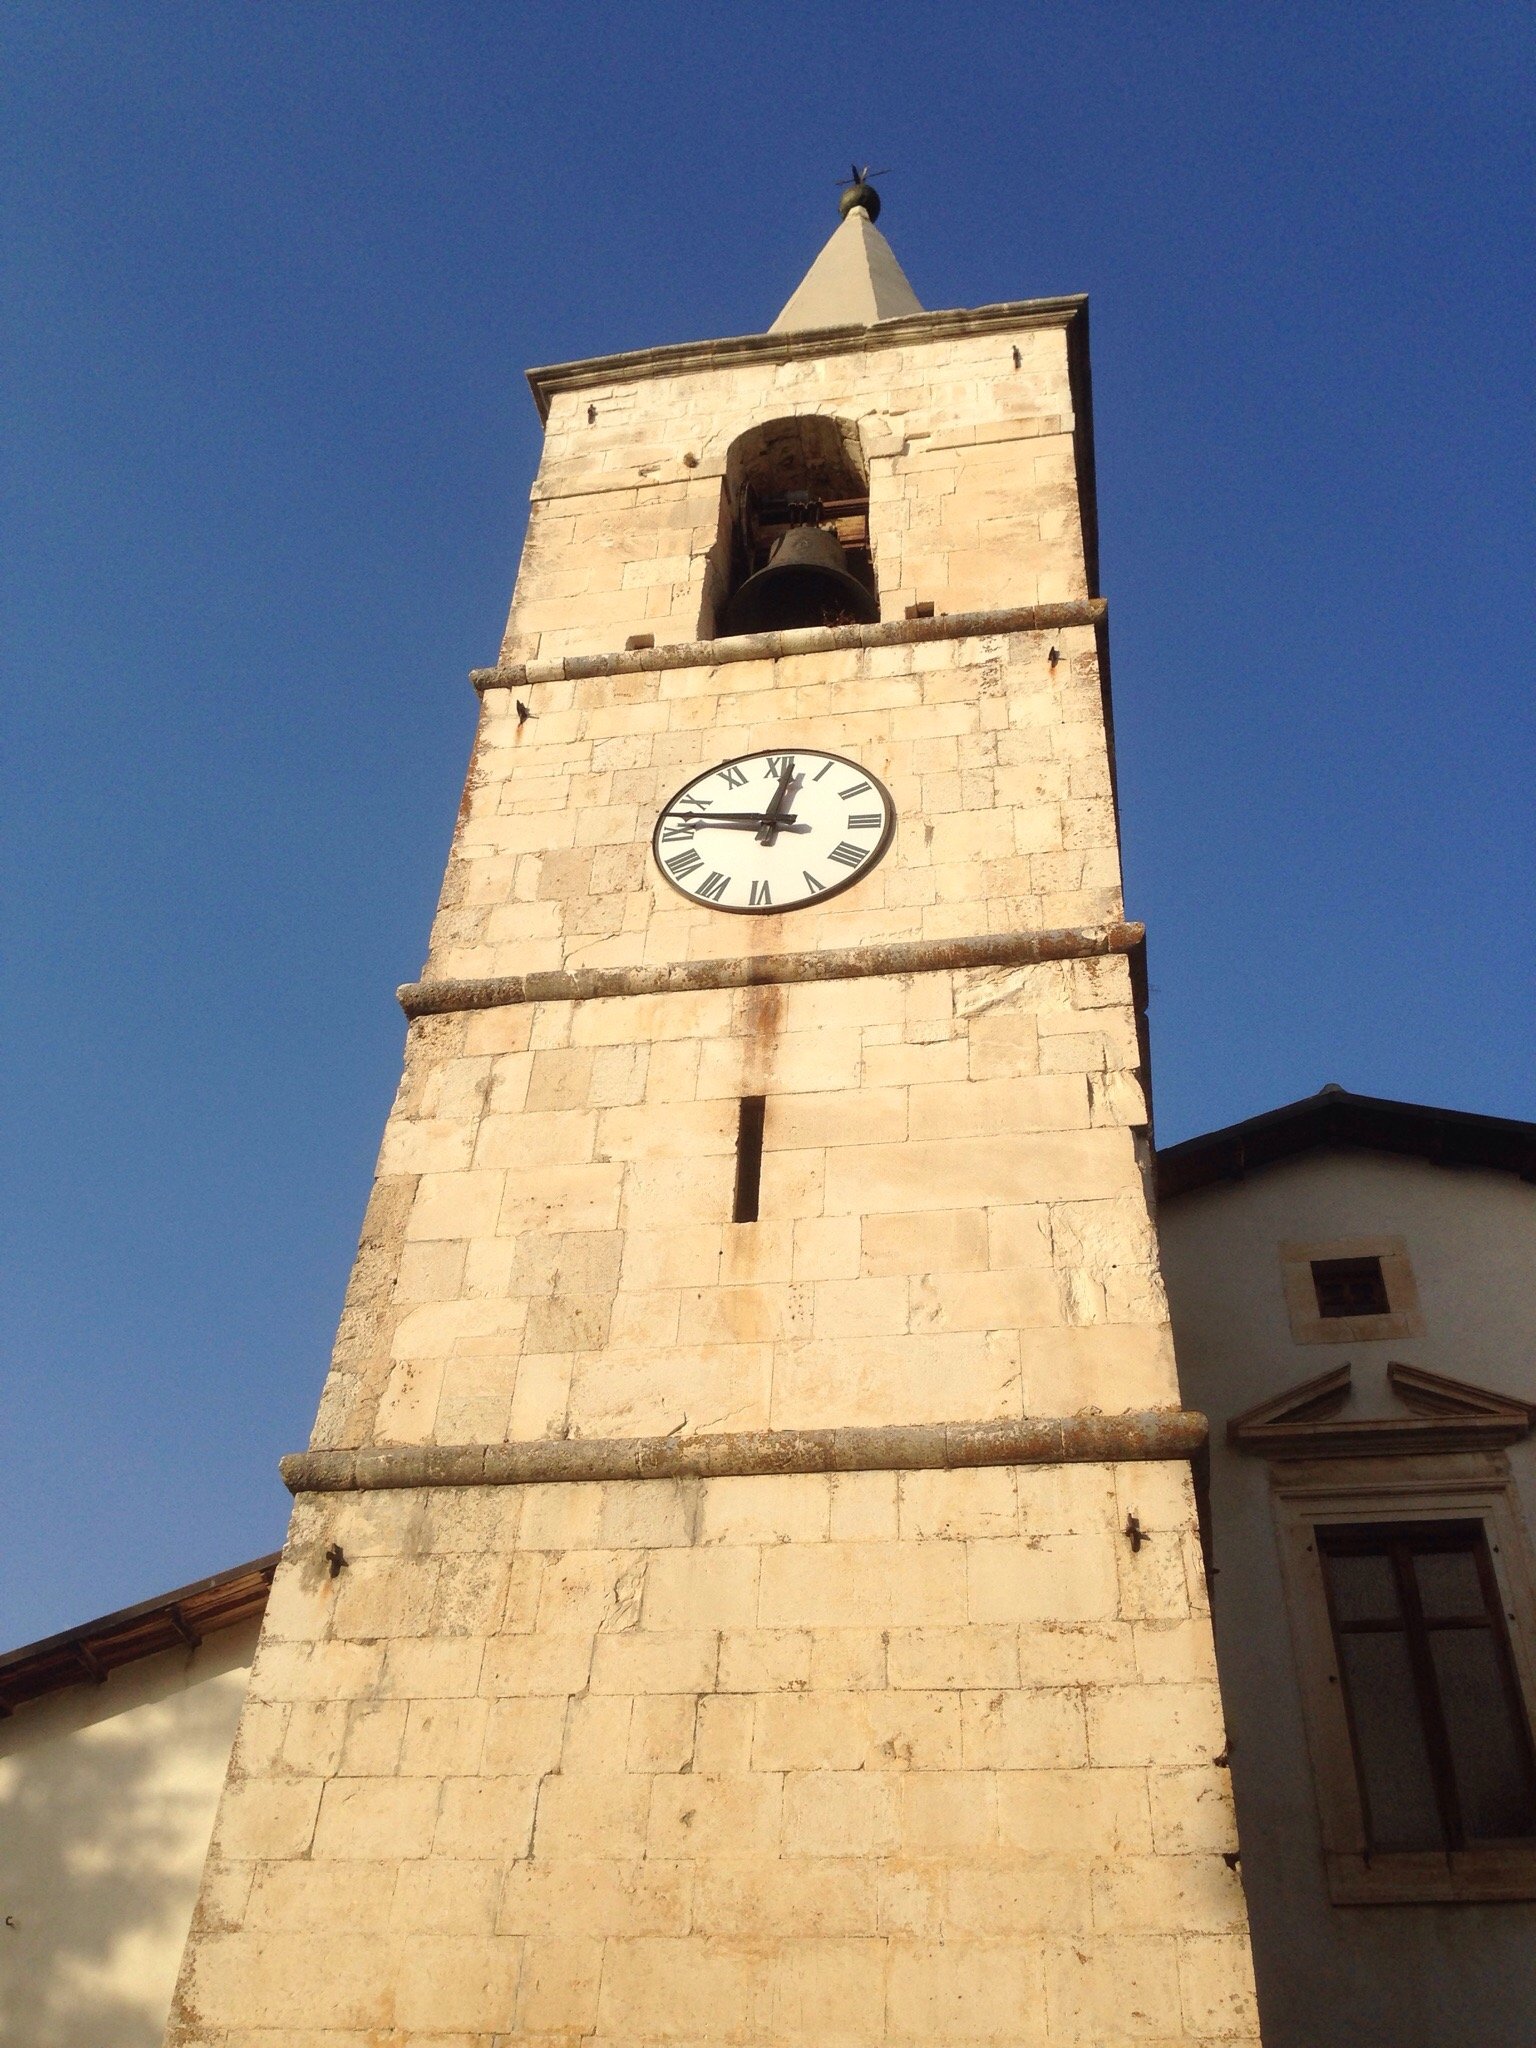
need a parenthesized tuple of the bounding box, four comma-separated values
(171, 183, 1260, 2045)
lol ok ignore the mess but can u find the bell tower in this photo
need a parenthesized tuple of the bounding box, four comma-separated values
(171, 185, 1260, 2046)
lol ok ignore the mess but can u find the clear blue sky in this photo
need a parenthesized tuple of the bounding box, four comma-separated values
(4, 3, 1531, 1643)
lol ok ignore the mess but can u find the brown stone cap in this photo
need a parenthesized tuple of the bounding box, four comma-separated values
(524, 294, 1089, 421)
(0, 1553, 280, 1718)
(282, 1410, 1207, 1495)
(472, 598, 1105, 696)
(399, 920, 1144, 1020)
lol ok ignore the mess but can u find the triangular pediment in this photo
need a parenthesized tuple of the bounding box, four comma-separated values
(1228, 1361, 1535, 1458)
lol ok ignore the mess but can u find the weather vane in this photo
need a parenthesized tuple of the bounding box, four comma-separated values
(837, 163, 891, 221)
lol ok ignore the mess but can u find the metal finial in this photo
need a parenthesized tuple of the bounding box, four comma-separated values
(838, 162, 889, 222)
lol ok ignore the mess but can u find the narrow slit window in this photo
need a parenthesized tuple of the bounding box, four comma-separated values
(1319, 1520, 1536, 1853)
(733, 1096, 766, 1223)
(1312, 1254, 1391, 1319)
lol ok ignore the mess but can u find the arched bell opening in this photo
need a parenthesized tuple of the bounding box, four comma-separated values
(705, 416, 878, 639)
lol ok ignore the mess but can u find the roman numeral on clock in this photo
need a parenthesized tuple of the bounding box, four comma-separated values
(696, 870, 730, 902)
(661, 821, 696, 842)
(802, 871, 825, 895)
(665, 848, 702, 878)
(827, 842, 866, 869)
(765, 755, 794, 780)
(847, 812, 882, 831)
(718, 764, 747, 789)
(839, 779, 872, 799)
(749, 880, 772, 906)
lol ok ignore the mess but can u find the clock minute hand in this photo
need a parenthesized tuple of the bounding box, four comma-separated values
(671, 810, 796, 829)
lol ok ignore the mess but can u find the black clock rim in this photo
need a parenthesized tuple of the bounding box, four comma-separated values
(651, 747, 897, 916)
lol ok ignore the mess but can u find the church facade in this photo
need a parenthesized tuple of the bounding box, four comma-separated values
(158, 185, 1258, 2045)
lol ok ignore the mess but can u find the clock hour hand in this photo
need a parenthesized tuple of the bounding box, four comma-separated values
(757, 760, 798, 845)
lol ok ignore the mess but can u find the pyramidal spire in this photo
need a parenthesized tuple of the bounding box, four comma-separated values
(770, 171, 924, 334)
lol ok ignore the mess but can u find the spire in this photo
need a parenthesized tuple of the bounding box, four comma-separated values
(770, 171, 924, 334)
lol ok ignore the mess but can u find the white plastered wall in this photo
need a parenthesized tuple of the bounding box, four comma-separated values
(0, 1623, 258, 2048)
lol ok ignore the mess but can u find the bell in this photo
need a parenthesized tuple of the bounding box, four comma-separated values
(718, 525, 880, 637)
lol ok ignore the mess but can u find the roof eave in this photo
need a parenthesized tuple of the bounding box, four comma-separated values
(0, 1553, 279, 1718)
(1155, 1089, 1536, 1202)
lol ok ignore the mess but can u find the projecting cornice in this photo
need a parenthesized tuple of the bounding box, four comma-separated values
(525, 295, 1089, 421)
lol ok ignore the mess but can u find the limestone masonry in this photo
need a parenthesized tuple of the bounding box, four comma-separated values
(168, 201, 1260, 2044)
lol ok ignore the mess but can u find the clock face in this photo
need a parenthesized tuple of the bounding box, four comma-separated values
(652, 748, 895, 914)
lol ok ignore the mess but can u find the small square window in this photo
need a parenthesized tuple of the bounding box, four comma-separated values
(1280, 1236, 1423, 1344)
(1312, 1255, 1391, 1320)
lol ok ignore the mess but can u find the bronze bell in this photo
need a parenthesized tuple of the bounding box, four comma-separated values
(718, 525, 880, 637)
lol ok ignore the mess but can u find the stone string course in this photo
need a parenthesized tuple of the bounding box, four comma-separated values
(472, 598, 1107, 695)
(281, 1408, 1208, 1495)
(399, 920, 1143, 1019)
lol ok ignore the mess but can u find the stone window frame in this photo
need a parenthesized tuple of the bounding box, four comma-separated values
(1280, 1233, 1424, 1345)
(1272, 1451, 1536, 1902)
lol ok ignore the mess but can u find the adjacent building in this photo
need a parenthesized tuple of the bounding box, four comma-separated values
(1160, 1084, 1536, 2048)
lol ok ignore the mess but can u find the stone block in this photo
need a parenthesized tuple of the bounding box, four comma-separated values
(862, 1205, 989, 1277)
(182, 1930, 397, 2030)
(482, 1695, 570, 1775)
(399, 1696, 489, 1776)
(692, 1858, 879, 1938)
(1148, 1767, 1239, 1856)
(393, 1933, 522, 2031)
(946, 1859, 1092, 1937)
(1043, 1935, 1182, 2039)
(753, 1689, 961, 1772)
(312, 1777, 440, 1861)
(1090, 1855, 1247, 1934)
(379, 1637, 487, 1700)
(995, 1769, 1152, 1856)
(961, 1688, 1087, 1769)
(1086, 1683, 1226, 1769)
(596, 1935, 776, 2043)
(899, 1467, 1018, 1541)
(516, 1934, 605, 2034)
(535, 1773, 651, 1858)
(245, 1857, 397, 1933)
(967, 1532, 1118, 1624)
(391, 1856, 503, 1934)
(827, 1470, 899, 1541)
(481, 1633, 593, 1696)
(590, 1627, 720, 1695)
(627, 1693, 698, 1772)
(649, 1772, 783, 1857)
(643, 1545, 762, 1629)
(718, 1627, 813, 1694)
(757, 1540, 967, 1630)
(211, 1778, 322, 1861)
(435, 1774, 539, 1858)
(886, 1938, 1049, 2043)
(498, 1857, 691, 1937)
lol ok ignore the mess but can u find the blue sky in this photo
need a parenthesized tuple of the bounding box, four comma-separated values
(4, 2, 1531, 1642)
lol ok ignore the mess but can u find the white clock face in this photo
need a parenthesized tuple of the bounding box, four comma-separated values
(652, 748, 895, 914)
